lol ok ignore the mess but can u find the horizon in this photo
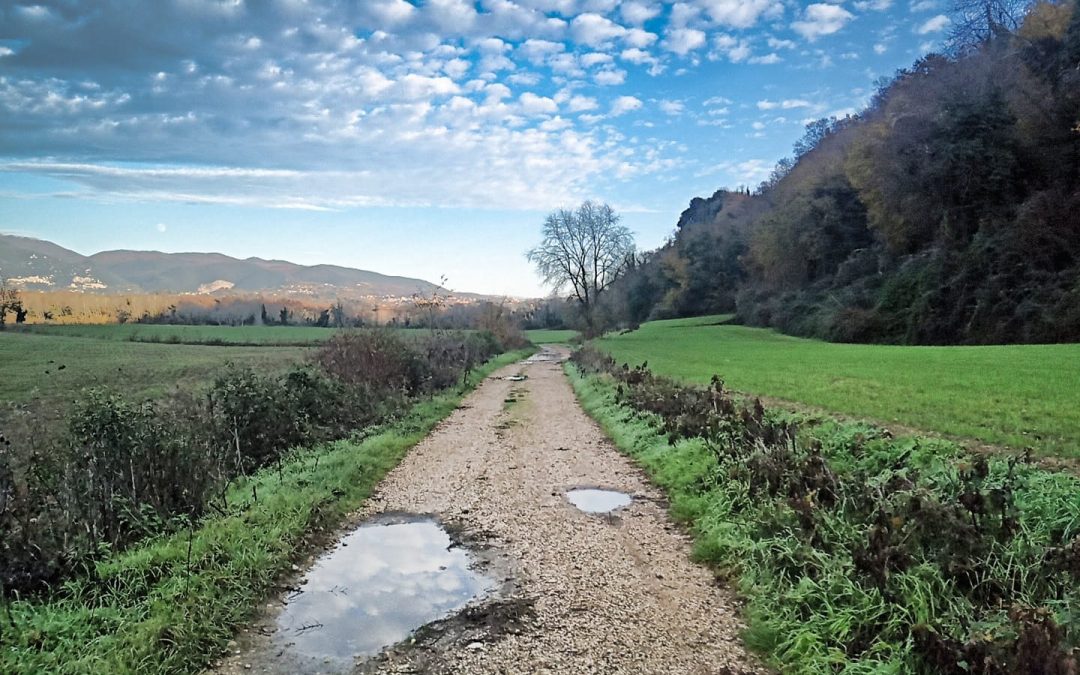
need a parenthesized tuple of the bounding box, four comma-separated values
(0, 0, 951, 296)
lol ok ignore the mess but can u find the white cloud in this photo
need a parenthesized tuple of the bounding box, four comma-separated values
(443, 58, 471, 79)
(593, 68, 627, 85)
(567, 94, 599, 111)
(518, 38, 564, 65)
(749, 53, 782, 64)
(696, 0, 785, 29)
(792, 3, 855, 40)
(581, 52, 614, 67)
(711, 34, 752, 62)
(610, 95, 643, 116)
(519, 91, 558, 115)
(767, 37, 797, 49)
(367, 0, 416, 25)
(620, 47, 655, 64)
(757, 98, 811, 110)
(426, 0, 479, 33)
(570, 13, 628, 47)
(916, 14, 949, 33)
(909, 0, 938, 11)
(709, 158, 773, 185)
(662, 28, 707, 55)
(620, 1, 661, 25)
(155, 222, 168, 233)
(624, 27, 659, 48)
(659, 99, 685, 115)
(854, 0, 893, 10)
(874, 42, 888, 53)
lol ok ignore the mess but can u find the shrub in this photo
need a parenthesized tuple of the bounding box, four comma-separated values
(1, 329, 507, 594)
(570, 347, 1080, 672)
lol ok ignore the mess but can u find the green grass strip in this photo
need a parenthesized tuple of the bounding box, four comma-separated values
(1, 348, 532, 675)
(593, 315, 1080, 459)
(567, 364, 1080, 674)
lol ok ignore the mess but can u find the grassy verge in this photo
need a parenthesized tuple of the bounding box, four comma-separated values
(567, 361, 1080, 673)
(0, 348, 532, 675)
(594, 316, 1080, 459)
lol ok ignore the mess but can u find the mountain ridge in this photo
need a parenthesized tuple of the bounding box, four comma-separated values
(0, 234, 453, 299)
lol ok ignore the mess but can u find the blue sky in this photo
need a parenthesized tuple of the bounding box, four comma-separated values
(0, 0, 951, 296)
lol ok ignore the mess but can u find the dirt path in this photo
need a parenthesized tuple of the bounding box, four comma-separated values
(217, 348, 765, 674)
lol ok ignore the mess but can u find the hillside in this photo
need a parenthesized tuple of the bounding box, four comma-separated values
(0, 235, 133, 292)
(0, 234, 442, 299)
(611, 1, 1080, 345)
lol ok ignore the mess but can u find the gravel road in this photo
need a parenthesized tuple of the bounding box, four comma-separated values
(216, 348, 765, 675)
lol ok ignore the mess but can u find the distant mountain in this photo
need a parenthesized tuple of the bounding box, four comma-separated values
(0, 235, 133, 292)
(0, 234, 445, 299)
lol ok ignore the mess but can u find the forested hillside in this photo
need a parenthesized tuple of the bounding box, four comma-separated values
(616, 0, 1080, 344)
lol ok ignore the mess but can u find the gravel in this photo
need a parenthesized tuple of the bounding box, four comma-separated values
(214, 348, 767, 675)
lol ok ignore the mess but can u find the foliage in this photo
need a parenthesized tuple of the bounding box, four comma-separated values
(569, 347, 1080, 673)
(608, 1, 1080, 345)
(0, 285, 28, 328)
(0, 348, 530, 675)
(0, 329, 504, 594)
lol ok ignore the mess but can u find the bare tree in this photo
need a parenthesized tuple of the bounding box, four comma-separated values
(947, 0, 1034, 52)
(527, 201, 634, 335)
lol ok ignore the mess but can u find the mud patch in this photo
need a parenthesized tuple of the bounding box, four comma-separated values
(271, 514, 497, 671)
(565, 488, 632, 513)
(358, 598, 536, 673)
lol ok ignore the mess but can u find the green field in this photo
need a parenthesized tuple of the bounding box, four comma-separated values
(0, 332, 308, 408)
(12, 324, 346, 345)
(524, 328, 578, 344)
(2, 349, 531, 674)
(594, 316, 1080, 458)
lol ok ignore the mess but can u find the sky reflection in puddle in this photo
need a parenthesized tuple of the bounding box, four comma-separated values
(566, 488, 632, 513)
(274, 517, 493, 667)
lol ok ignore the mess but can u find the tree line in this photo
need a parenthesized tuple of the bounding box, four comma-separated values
(579, 0, 1080, 344)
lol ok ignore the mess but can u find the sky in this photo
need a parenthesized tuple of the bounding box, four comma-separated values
(0, 0, 951, 297)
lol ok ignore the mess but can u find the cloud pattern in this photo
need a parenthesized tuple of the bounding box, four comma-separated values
(0, 1, 949, 212)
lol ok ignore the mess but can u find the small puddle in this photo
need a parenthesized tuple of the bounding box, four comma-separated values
(566, 488, 632, 513)
(524, 348, 561, 364)
(273, 515, 495, 669)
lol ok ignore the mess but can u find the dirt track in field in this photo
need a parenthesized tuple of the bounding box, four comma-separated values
(215, 348, 765, 675)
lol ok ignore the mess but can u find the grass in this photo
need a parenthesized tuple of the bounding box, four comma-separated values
(12, 324, 355, 345)
(594, 316, 1080, 459)
(0, 331, 308, 407)
(0, 348, 532, 675)
(524, 328, 578, 344)
(567, 362, 1080, 673)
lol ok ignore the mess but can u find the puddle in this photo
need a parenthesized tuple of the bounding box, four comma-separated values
(524, 348, 561, 364)
(566, 488, 632, 513)
(273, 516, 495, 669)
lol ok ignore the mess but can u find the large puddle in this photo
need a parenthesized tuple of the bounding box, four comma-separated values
(566, 488, 632, 513)
(273, 516, 495, 669)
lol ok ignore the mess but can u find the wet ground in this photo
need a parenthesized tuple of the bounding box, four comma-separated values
(272, 515, 496, 669)
(214, 347, 765, 674)
(565, 488, 633, 513)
